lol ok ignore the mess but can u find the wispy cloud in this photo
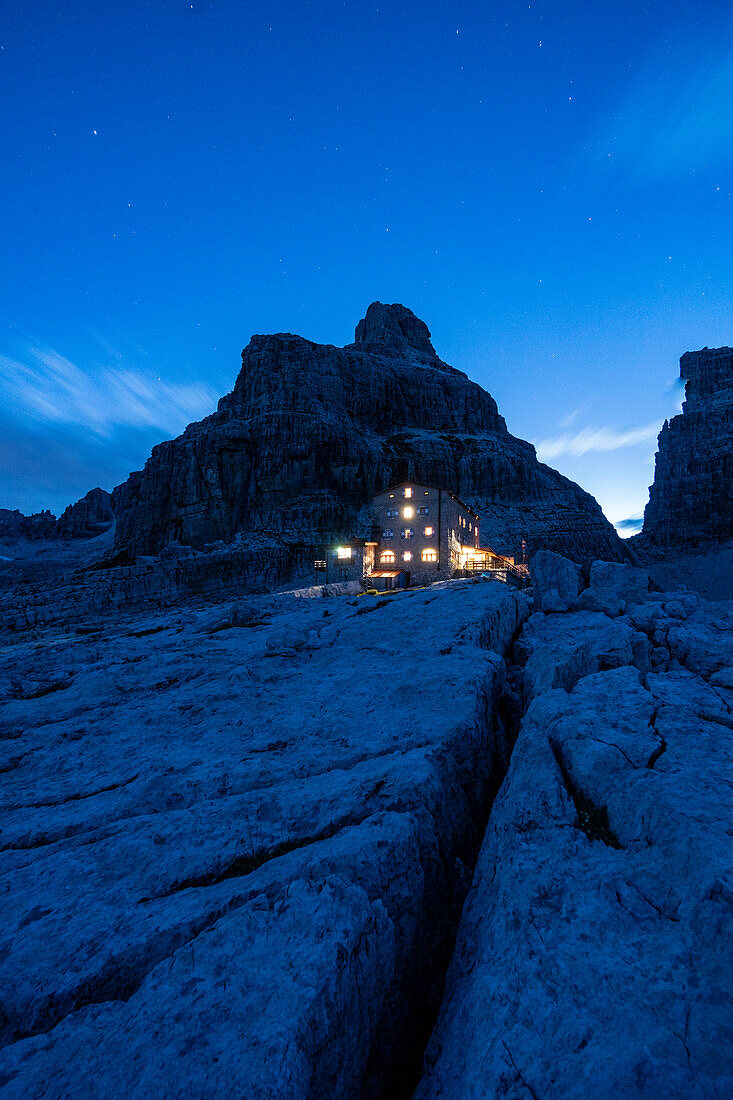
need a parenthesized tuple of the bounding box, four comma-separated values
(597, 35, 733, 181)
(558, 403, 590, 429)
(536, 423, 659, 460)
(0, 347, 218, 438)
(616, 515, 643, 532)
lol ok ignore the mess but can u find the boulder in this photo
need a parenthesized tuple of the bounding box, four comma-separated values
(574, 560, 651, 616)
(530, 550, 584, 612)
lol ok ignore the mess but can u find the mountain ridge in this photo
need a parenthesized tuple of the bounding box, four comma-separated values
(111, 302, 628, 564)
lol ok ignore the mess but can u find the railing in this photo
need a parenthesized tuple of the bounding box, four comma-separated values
(462, 558, 530, 587)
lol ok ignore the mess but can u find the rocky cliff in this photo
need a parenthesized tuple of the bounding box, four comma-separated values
(55, 488, 114, 539)
(639, 346, 733, 548)
(0, 489, 113, 543)
(112, 302, 628, 563)
(0, 509, 58, 541)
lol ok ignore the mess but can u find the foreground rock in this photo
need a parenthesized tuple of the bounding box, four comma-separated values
(0, 579, 527, 1098)
(417, 558, 733, 1098)
(112, 302, 627, 564)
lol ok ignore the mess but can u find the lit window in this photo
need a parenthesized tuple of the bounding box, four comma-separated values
(403, 505, 414, 519)
(469, 523, 472, 532)
(402, 528, 413, 539)
(382, 529, 393, 539)
(424, 526, 433, 537)
(424, 490, 429, 496)
(336, 547, 352, 559)
(403, 551, 412, 562)
(380, 550, 395, 563)
(404, 487, 413, 498)
(421, 549, 437, 562)
(389, 493, 394, 498)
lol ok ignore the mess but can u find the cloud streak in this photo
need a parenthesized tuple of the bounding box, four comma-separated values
(536, 423, 659, 460)
(616, 515, 643, 532)
(0, 347, 218, 438)
(597, 34, 733, 181)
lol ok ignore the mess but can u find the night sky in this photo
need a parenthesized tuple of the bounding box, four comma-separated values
(2, 1, 731, 531)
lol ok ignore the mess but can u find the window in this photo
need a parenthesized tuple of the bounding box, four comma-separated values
(424, 490, 429, 496)
(336, 547, 352, 559)
(469, 523, 472, 532)
(380, 549, 395, 563)
(382, 529, 394, 540)
(389, 493, 395, 498)
(418, 506, 429, 516)
(403, 487, 413, 498)
(402, 528, 413, 539)
(403, 505, 414, 519)
(386, 508, 398, 517)
(403, 551, 412, 562)
(421, 549, 437, 562)
(424, 526, 433, 537)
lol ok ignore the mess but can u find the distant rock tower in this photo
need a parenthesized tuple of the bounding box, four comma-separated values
(641, 346, 733, 548)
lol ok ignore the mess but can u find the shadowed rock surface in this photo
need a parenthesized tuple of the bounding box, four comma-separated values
(0, 509, 58, 541)
(0, 491, 116, 605)
(55, 488, 114, 539)
(0, 490, 113, 544)
(0, 579, 528, 1098)
(638, 346, 733, 549)
(417, 556, 733, 1099)
(1, 560, 731, 1097)
(112, 303, 627, 564)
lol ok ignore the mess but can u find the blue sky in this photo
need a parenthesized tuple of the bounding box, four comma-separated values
(1, 1, 731, 530)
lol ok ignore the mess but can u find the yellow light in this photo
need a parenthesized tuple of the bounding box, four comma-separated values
(404, 487, 413, 498)
(381, 550, 395, 563)
(403, 506, 414, 518)
(403, 551, 412, 561)
(336, 547, 352, 559)
(424, 526, 433, 536)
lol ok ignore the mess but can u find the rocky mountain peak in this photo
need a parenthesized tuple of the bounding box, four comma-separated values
(111, 304, 628, 563)
(637, 345, 732, 549)
(350, 302, 438, 359)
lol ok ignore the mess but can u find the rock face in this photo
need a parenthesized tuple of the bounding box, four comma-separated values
(640, 346, 733, 548)
(0, 580, 528, 1098)
(112, 303, 627, 564)
(417, 559, 733, 1099)
(55, 488, 114, 539)
(350, 300, 439, 360)
(0, 540, 311, 631)
(0, 509, 57, 541)
(0, 490, 113, 543)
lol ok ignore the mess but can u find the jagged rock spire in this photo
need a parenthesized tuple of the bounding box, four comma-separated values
(351, 302, 438, 359)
